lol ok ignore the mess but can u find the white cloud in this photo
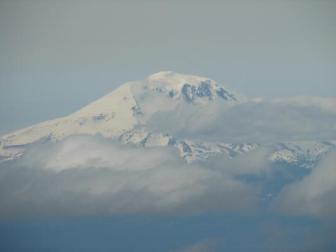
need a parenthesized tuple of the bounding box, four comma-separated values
(275, 151, 336, 217)
(147, 97, 336, 143)
(0, 136, 259, 217)
(205, 147, 271, 176)
(1, 96, 335, 218)
(272, 96, 336, 114)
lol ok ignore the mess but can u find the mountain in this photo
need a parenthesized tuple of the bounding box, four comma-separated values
(0, 71, 334, 167)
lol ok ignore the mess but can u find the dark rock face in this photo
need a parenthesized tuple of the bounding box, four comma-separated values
(181, 81, 213, 102)
(132, 105, 144, 116)
(169, 90, 176, 98)
(196, 81, 213, 98)
(216, 88, 237, 101)
(180, 141, 192, 153)
(93, 113, 106, 121)
(181, 84, 197, 102)
(181, 81, 236, 102)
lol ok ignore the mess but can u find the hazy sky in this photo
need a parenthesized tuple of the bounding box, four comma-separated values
(0, 0, 335, 134)
(1, 2, 336, 251)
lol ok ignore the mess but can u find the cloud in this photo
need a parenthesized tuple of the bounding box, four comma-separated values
(275, 151, 336, 217)
(147, 97, 336, 143)
(1, 96, 335, 219)
(0, 136, 260, 218)
(204, 147, 271, 176)
(272, 96, 336, 113)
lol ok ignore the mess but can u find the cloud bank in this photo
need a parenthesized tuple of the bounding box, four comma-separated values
(0, 96, 335, 219)
(0, 136, 260, 218)
(276, 151, 336, 217)
(147, 96, 336, 143)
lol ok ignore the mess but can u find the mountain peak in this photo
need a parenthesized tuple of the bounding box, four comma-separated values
(148, 71, 175, 78)
(0, 72, 334, 168)
(0, 72, 238, 161)
(147, 71, 214, 90)
(143, 71, 237, 102)
(148, 71, 208, 84)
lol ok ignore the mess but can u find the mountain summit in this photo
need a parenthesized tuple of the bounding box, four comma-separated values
(0, 71, 334, 166)
(144, 71, 237, 102)
(0, 72, 237, 161)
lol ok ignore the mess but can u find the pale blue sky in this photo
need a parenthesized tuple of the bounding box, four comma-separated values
(1, 2, 336, 251)
(0, 0, 335, 134)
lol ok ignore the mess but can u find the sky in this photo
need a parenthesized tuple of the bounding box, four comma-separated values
(0, 1, 336, 251)
(0, 0, 336, 134)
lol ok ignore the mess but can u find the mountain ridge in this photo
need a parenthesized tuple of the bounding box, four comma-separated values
(0, 71, 334, 166)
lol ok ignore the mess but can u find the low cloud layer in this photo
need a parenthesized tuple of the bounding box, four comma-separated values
(0, 136, 260, 218)
(276, 151, 336, 217)
(147, 96, 336, 143)
(0, 136, 335, 219)
(0, 96, 335, 220)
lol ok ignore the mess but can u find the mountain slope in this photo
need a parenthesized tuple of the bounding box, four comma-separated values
(0, 72, 237, 161)
(0, 71, 334, 166)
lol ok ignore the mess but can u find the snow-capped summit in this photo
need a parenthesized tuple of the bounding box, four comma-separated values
(0, 71, 237, 161)
(144, 71, 237, 102)
(0, 71, 334, 167)
(148, 71, 207, 86)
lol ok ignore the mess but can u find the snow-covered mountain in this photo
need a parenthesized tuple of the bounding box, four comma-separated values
(0, 71, 334, 167)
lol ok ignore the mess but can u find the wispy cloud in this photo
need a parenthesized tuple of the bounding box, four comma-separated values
(0, 96, 335, 219)
(0, 136, 260, 218)
(147, 96, 336, 143)
(275, 151, 336, 217)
